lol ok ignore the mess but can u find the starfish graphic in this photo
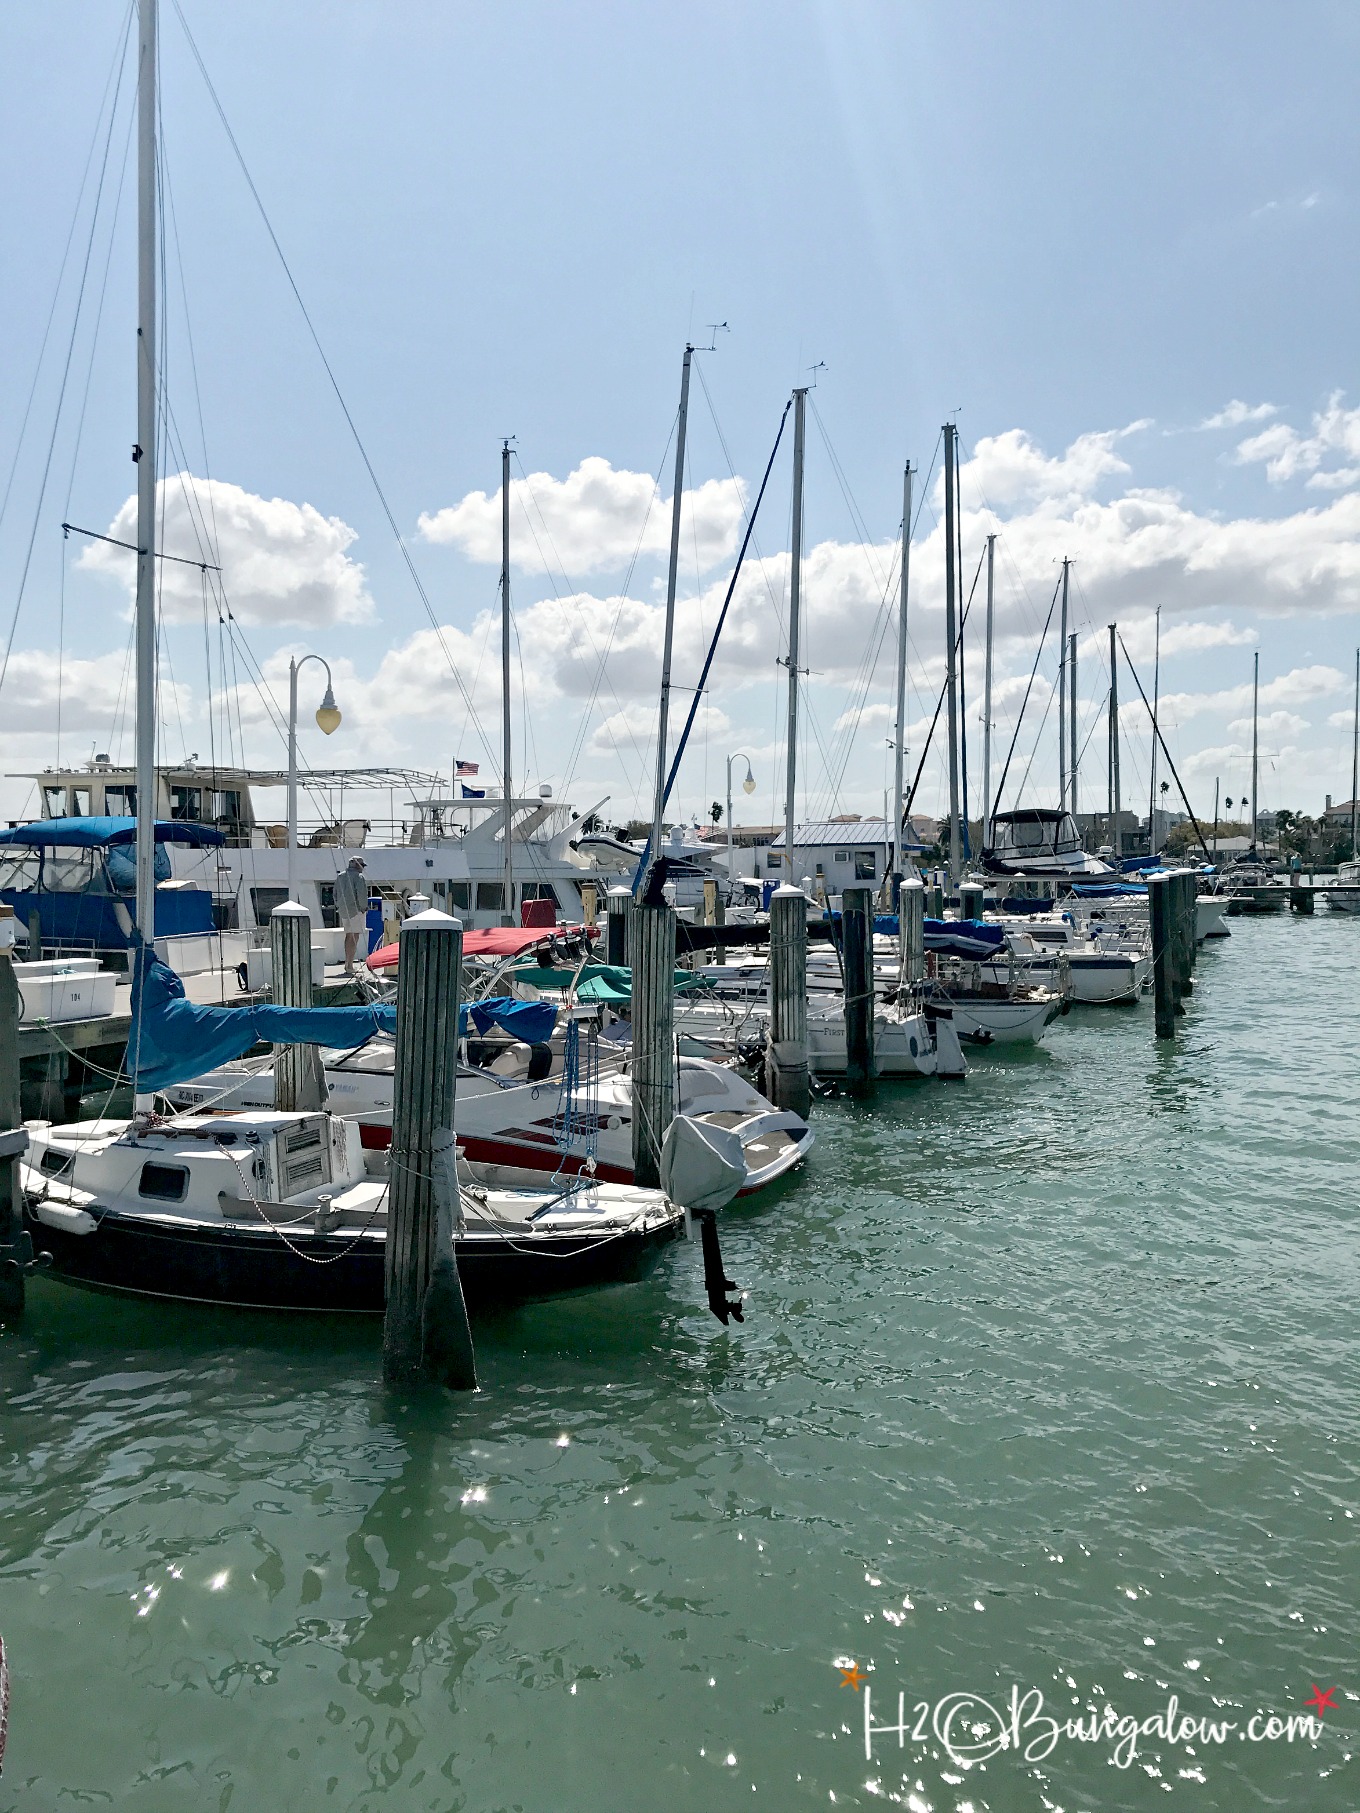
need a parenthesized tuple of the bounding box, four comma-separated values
(838, 1664, 866, 1691)
(1305, 1685, 1337, 1717)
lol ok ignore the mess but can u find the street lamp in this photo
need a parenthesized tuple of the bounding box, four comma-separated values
(288, 653, 342, 901)
(726, 752, 757, 890)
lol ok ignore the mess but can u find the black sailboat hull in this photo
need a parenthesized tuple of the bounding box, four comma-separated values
(23, 1206, 681, 1315)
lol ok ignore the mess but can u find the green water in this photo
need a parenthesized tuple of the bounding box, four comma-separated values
(1, 916, 1356, 1812)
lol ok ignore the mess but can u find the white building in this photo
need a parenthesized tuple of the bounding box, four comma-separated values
(763, 818, 926, 893)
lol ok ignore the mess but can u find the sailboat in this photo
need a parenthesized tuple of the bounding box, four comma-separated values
(20, 0, 698, 1314)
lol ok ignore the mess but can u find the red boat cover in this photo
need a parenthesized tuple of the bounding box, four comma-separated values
(366, 923, 596, 971)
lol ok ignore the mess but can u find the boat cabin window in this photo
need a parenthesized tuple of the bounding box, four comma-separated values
(447, 882, 471, 911)
(834, 849, 849, 863)
(170, 785, 203, 822)
(42, 785, 66, 816)
(250, 885, 290, 925)
(72, 788, 91, 815)
(105, 784, 136, 817)
(476, 882, 505, 912)
(40, 1147, 76, 1178)
(212, 790, 244, 830)
(43, 850, 98, 892)
(521, 883, 560, 907)
(0, 852, 39, 891)
(854, 850, 877, 880)
(138, 1162, 189, 1202)
(318, 882, 338, 928)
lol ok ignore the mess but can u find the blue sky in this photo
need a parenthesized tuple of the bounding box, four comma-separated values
(1, 1, 1357, 830)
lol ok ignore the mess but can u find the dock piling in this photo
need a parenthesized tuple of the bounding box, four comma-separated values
(704, 876, 727, 965)
(959, 880, 985, 922)
(580, 880, 598, 931)
(766, 884, 810, 1118)
(1149, 875, 1176, 1039)
(384, 908, 476, 1389)
(840, 883, 877, 1098)
(271, 901, 324, 1112)
(899, 877, 925, 986)
(0, 957, 26, 1316)
(606, 886, 632, 967)
(629, 899, 676, 1190)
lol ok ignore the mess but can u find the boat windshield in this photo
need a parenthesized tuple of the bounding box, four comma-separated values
(993, 813, 1083, 856)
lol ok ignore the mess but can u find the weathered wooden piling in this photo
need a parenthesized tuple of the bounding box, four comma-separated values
(0, 956, 25, 1316)
(384, 908, 476, 1389)
(606, 886, 632, 967)
(703, 875, 727, 964)
(1148, 874, 1176, 1039)
(580, 880, 598, 931)
(1177, 872, 1196, 994)
(271, 901, 324, 1112)
(899, 877, 925, 985)
(928, 878, 945, 920)
(959, 880, 985, 922)
(766, 883, 810, 1118)
(840, 883, 877, 1097)
(1289, 871, 1314, 914)
(629, 899, 676, 1190)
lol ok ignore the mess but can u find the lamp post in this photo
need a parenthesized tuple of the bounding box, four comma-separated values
(726, 752, 757, 890)
(288, 654, 342, 903)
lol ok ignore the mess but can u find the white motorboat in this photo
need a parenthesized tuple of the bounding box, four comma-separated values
(21, 1109, 686, 1312)
(987, 914, 1150, 1005)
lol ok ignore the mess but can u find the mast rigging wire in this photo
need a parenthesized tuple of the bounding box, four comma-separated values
(168, 0, 495, 767)
(989, 570, 1064, 820)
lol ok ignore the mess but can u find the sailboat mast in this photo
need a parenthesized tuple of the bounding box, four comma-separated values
(134, 0, 158, 944)
(1250, 650, 1259, 849)
(891, 461, 912, 880)
(1068, 632, 1078, 821)
(500, 439, 514, 924)
(1148, 605, 1160, 853)
(1351, 648, 1359, 863)
(783, 388, 808, 870)
(981, 532, 995, 845)
(1058, 557, 1068, 812)
(942, 424, 962, 884)
(648, 344, 693, 879)
(1109, 623, 1122, 864)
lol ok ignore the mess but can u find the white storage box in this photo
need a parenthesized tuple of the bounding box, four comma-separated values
(12, 958, 118, 1025)
(243, 945, 327, 991)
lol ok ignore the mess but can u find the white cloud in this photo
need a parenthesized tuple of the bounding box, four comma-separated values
(1156, 665, 1346, 728)
(80, 473, 374, 627)
(957, 424, 1145, 509)
(0, 648, 192, 737)
(1233, 393, 1360, 488)
(1198, 400, 1277, 430)
(1226, 709, 1311, 740)
(417, 457, 747, 577)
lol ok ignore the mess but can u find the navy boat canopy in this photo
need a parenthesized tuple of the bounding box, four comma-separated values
(0, 815, 225, 849)
(924, 917, 1005, 960)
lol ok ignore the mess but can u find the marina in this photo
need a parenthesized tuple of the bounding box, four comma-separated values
(1, 3, 1357, 1809)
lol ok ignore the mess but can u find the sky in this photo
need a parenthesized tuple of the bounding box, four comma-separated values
(1, 0, 1358, 835)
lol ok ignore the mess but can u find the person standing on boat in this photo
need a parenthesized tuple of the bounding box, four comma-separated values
(335, 855, 370, 974)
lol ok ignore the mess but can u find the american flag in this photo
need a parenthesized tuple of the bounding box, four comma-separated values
(456, 759, 479, 777)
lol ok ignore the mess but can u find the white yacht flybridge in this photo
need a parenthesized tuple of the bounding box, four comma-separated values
(9, 756, 613, 936)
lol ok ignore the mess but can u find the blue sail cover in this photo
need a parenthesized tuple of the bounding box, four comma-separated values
(127, 948, 556, 1091)
(0, 816, 224, 849)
